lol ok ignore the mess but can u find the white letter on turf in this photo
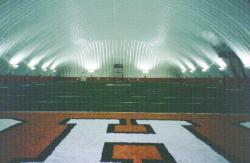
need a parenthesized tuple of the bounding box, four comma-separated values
(0, 119, 21, 132)
(22, 119, 228, 163)
(241, 121, 250, 128)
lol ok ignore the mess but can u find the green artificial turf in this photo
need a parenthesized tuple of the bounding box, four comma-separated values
(0, 81, 249, 114)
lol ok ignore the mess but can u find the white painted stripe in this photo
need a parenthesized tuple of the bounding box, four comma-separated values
(225, 89, 241, 91)
(106, 83, 132, 86)
(132, 96, 145, 98)
(104, 104, 128, 107)
(191, 97, 205, 99)
(38, 101, 57, 103)
(0, 86, 8, 89)
(119, 102, 139, 104)
(57, 96, 81, 98)
(186, 103, 202, 105)
(162, 97, 177, 99)
(151, 102, 166, 105)
(208, 87, 217, 89)
(0, 94, 26, 96)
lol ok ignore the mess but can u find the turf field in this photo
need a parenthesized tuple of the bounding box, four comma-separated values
(0, 81, 250, 163)
(0, 81, 249, 113)
(1, 112, 250, 163)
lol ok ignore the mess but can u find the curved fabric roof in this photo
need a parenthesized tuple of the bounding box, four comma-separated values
(0, 0, 250, 77)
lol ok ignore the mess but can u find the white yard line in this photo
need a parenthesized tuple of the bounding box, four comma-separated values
(132, 96, 146, 98)
(151, 102, 166, 105)
(119, 102, 139, 104)
(106, 83, 132, 86)
(56, 96, 81, 98)
(161, 97, 177, 99)
(186, 103, 202, 105)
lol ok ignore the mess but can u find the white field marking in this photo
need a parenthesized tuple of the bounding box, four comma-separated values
(151, 102, 165, 105)
(57, 95, 92, 98)
(22, 119, 228, 163)
(56, 96, 81, 98)
(35, 84, 45, 86)
(103, 104, 129, 107)
(38, 100, 86, 103)
(225, 88, 241, 92)
(208, 87, 217, 89)
(186, 103, 202, 105)
(38, 101, 57, 103)
(118, 102, 139, 104)
(161, 96, 177, 99)
(0, 86, 8, 89)
(0, 94, 25, 96)
(106, 84, 132, 87)
(190, 97, 205, 99)
(241, 122, 250, 128)
(0, 119, 21, 132)
(131, 96, 145, 98)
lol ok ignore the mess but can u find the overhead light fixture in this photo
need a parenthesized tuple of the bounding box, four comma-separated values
(184, 60, 196, 74)
(42, 67, 47, 71)
(11, 64, 19, 69)
(29, 66, 36, 70)
(190, 69, 195, 73)
(195, 59, 209, 73)
(85, 62, 99, 74)
(88, 69, 95, 73)
(219, 67, 226, 71)
(202, 67, 209, 72)
(244, 64, 250, 69)
(189, 66, 196, 73)
(216, 58, 227, 71)
(50, 67, 56, 72)
(179, 64, 187, 73)
(137, 62, 153, 75)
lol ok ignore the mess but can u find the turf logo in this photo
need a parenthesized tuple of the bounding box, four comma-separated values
(21, 119, 228, 163)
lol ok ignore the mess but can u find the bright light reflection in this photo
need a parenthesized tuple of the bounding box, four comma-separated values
(88, 69, 95, 73)
(184, 60, 196, 73)
(85, 61, 100, 73)
(42, 68, 48, 71)
(9, 47, 37, 65)
(30, 66, 36, 70)
(137, 63, 153, 74)
(215, 58, 227, 71)
(11, 64, 19, 69)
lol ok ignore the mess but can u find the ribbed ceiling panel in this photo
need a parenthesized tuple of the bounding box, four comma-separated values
(0, 0, 249, 77)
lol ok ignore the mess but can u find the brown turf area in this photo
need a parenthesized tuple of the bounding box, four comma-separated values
(112, 144, 162, 163)
(0, 112, 250, 163)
